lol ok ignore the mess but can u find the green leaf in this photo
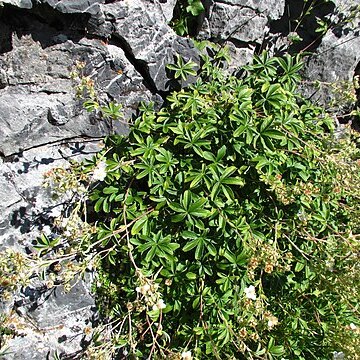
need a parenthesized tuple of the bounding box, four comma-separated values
(171, 213, 187, 223)
(234, 125, 247, 137)
(131, 216, 148, 235)
(188, 197, 206, 213)
(221, 177, 244, 186)
(102, 186, 118, 194)
(262, 129, 285, 140)
(186, 0, 205, 16)
(182, 190, 192, 210)
(295, 261, 305, 272)
(169, 202, 186, 213)
(182, 230, 198, 239)
(183, 238, 199, 252)
(94, 197, 104, 212)
(269, 345, 285, 356)
(186, 272, 197, 280)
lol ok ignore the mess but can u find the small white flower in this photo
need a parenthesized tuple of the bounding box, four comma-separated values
(152, 299, 166, 311)
(136, 284, 151, 295)
(41, 225, 52, 236)
(244, 285, 257, 300)
(349, 323, 357, 330)
(333, 351, 345, 360)
(267, 316, 279, 329)
(181, 350, 192, 360)
(78, 185, 87, 194)
(50, 207, 62, 218)
(92, 161, 107, 181)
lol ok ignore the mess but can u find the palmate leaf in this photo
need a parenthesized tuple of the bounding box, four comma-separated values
(34, 234, 59, 254)
(170, 192, 211, 221)
(136, 232, 180, 263)
(182, 232, 217, 259)
(188, 197, 207, 215)
(166, 54, 198, 81)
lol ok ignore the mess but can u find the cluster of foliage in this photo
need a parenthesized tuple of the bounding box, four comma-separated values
(57, 48, 360, 359)
(170, 0, 205, 36)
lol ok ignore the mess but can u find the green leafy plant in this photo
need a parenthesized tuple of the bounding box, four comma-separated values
(170, 0, 205, 36)
(72, 50, 360, 359)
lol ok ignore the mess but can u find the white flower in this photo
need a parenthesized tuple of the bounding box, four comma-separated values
(349, 323, 357, 331)
(244, 285, 257, 300)
(333, 351, 345, 360)
(136, 284, 151, 295)
(267, 316, 279, 329)
(41, 225, 52, 236)
(92, 161, 107, 181)
(152, 299, 166, 311)
(181, 350, 192, 360)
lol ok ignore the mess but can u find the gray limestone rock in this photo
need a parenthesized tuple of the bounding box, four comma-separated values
(226, 42, 256, 72)
(0, 0, 32, 8)
(0, 141, 102, 250)
(43, 0, 103, 13)
(300, 21, 360, 112)
(28, 0, 200, 92)
(0, 141, 100, 358)
(208, 3, 268, 43)
(203, 0, 285, 45)
(158, 0, 177, 22)
(214, 0, 285, 20)
(3, 279, 95, 359)
(111, 0, 199, 92)
(0, 30, 153, 156)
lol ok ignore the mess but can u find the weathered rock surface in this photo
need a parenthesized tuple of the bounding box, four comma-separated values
(4, 278, 95, 359)
(299, 7, 360, 112)
(0, 19, 152, 156)
(0, 0, 359, 358)
(198, 0, 286, 69)
(0, 140, 100, 358)
(208, 3, 268, 43)
(202, 0, 285, 42)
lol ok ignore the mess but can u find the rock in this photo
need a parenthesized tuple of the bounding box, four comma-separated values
(0, 26, 153, 156)
(3, 279, 95, 360)
(227, 42, 256, 72)
(0, 141, 103, 249)
(208, 3, 268, 43)
(158, 0, 177, 22)
(0, 141, 100, 358)
(213, 0, 285, 20)
(300, 17, 360, 112)
(203, 0, 285, 44)
(43, 0, 103, 14)
(0, 0, 32, 9)
(30, 1, 200, 93)
(110, 0, 199, 92)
